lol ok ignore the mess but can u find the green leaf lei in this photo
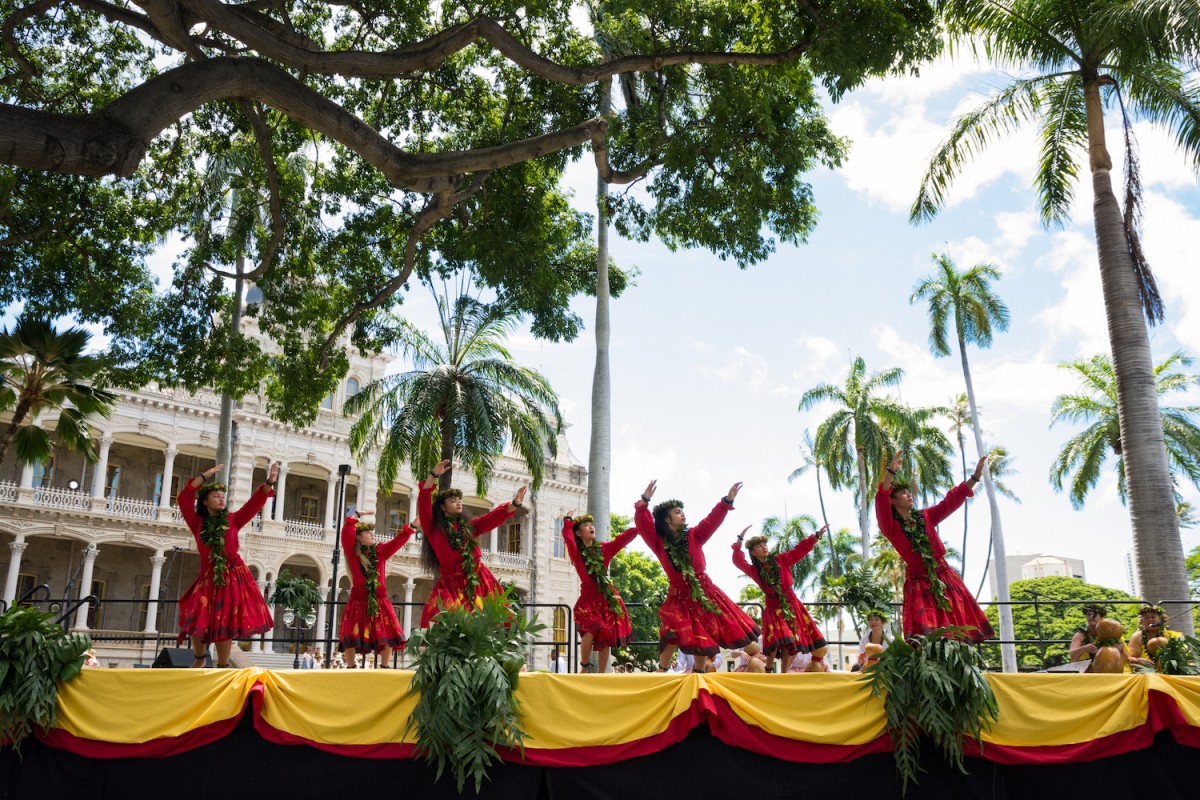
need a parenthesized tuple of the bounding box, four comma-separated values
(580, 542, 623, 616)
(200, 513, 231, 587)
(756, 557, 797, 627)
(444, 516, 480, 601)
(663, 530, 720, 615)
(358, 543, 380, 617)
(895, 511, 950, 613)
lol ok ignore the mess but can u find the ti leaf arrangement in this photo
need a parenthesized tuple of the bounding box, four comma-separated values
(0, 604, 92, 753)
(404, 589, 545, 793)
(1133, 634, 1200, 676)
(268, 569, 323, 619)
(859, 627, 1000, 795)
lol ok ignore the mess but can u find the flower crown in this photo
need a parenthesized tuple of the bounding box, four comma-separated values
(573, 514, 595, 526)
(434, 487, 463, 505)
(653, 499, 684, 518)
(1081, 603, 1108, 617)
(866, 608, 891, 621)
(745, 535, 768, 551)
(355, 521, 375, 533)
(200, 482, 227, 493)
(1139, 604, 1167, 619)
(890, 480, 912, 492)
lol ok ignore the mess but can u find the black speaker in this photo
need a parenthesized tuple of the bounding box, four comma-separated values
(152, 647, 210, 668)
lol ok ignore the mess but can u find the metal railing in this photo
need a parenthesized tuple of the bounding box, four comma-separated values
(32, 485, 91, 511)
(107, 495, 158, 520)
(0, 480, 17, 503)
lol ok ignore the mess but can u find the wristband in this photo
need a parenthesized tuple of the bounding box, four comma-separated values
(722, 496, 734, 505)
(886, 467, 897, 475)
(641, 494, 651, 504)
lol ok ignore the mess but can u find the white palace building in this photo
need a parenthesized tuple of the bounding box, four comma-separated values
(0, 331, 585, 669)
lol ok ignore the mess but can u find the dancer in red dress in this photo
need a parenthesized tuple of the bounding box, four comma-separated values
(561, 513, 637, 673)
(177, 462, 277, 668)
(417, 459, 527, 627)
(338, 510, 414, 667)
(635, 479, 762, 673)
(732, 524, 829, 673)
(875, 451, 994, 643)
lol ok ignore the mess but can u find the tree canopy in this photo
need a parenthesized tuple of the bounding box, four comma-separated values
(0, 0, 940, 422)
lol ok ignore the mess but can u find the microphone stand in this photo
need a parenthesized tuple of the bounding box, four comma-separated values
(156, 546, 184, 651)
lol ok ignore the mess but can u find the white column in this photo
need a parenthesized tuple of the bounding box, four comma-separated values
(159, 446, 177, 516)
(408, 492, 417, 525)
(272, 465, 289, 522)
(490, 528, 499, 555)
(315, 590, 327, 651)
(73, 546, 99, 630)
(3, 538, 28, 605)
(360, 465, 377, 514)
(19, 459, 35, 489)
(324, 473, 338, 529)
(91, 435, 113, 499)
(402, 577, 416, 635)
(143, 553, 166, 633)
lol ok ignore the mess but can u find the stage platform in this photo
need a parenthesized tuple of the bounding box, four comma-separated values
(6, 671, 1200, 799)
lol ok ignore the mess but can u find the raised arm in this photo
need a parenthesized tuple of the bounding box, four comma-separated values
(561, 517, 582, 564)
(925, 457, 984, 527)
(178, 463, 223, 536)
(378, 524, 416, 560)
(777, 526, 826, 569)
(340, 515, 359, 555)
(731, 539, 758, 583)
(230, 461, 278, 530)
(602, 526, 639, 561)
(693, 481, 741, 544)
(418, 459, 450, 534)
(634, 480, 658, 547)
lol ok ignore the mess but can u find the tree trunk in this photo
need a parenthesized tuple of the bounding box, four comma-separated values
(958, 429, 968, 575)
(815, 468, 841, 578)
(958, 328, 1016, 672)
(216, 259, 244, 491)
(439, 417, 455, 491)
(856, 448, 870, 561)
(587, 75, 613, 541)
(1084, 80, 1192, 634)
(0, 398, 32, 467)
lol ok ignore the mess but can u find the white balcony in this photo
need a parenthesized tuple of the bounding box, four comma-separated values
(0, 480, 16, 503)
(107, 495, 158, 521)
(482, 549, 532, 571)
(32, 486, 91, 511)
(283, 519, 325, 541)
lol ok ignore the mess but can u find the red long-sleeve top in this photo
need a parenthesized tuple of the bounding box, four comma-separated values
(874, 482, 973, 578)
(561, 518, 638, 587)
(732, 534, 818, 598)
(634, 498, 731, 582)
(178, 481, 273, 568)
(341, 516, 414, 596)
(417, 482, 516, 577)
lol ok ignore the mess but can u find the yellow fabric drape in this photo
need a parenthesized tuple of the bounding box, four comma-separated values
(703, 672, 887, 744)
(255, 670, 420, 745)
(55, 668, 263, 743)
(982, 674, 1148, 746)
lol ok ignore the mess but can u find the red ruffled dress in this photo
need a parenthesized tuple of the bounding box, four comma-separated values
(417, 482, 516, 628)
(732, 536, 827, 657)
(562, 519, 637, 649)
(338, 517, 414, 652)
(176, 482, 274, 645)
(875, 482, 994, 643)
(635, 499, 762, 657)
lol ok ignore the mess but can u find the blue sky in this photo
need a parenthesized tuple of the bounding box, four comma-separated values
(394, 51, 1200, 602)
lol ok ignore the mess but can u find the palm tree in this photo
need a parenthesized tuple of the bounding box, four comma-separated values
(0, 318, 116, 468)
(913, 0, 1200, 634)
(1050, 352, 1200, 510)
(945, 394, 975, 573)
(799, 355, 919, 560)
(347, 284, 563, 495)
(973, 445, 1023, 598)
(788, 429, 842, 577)
(894, 405, 956, 507)
(910, 252, 1016, 668)
(758, 514, 823, 594)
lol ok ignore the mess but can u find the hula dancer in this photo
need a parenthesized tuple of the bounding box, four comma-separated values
(856, 609, 891, 668)
(417, 459, 526, 627)
(561, 512, 638, 673)
(635, 479, 762, 673)
(876, 451, 994, 643)
(338, 510, 414, 668)
(177, 462, 277, 668)
(1128, 604, 1181, 667)
(732, 524, 829, 673)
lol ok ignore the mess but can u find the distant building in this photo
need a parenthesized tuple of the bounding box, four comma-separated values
(988, 553, 1086, 599)
(1125, 551, 1140, 596)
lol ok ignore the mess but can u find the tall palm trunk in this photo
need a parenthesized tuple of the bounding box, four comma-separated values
(587, 76, 613, 540)
(216, 257, 244, 491)
(958, 329, 1016, 671)
(855, 447, 870, 561)
(1084, 80, 1192, 633)
(814, 467, 841, 578)
(0, 397, 33, 467)
(438, 417, 455, 491)
(957, 429, 968, 574)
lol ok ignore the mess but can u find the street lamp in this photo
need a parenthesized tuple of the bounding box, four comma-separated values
(323, 464, 352, 668)
(284, 608, 318, 669)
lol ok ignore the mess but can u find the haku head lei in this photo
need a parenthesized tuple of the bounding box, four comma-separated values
(199, 482, 227, 494)
(890, 480, 912, 493)
(745, 535, 769, 552)
(1081, 603, 1109, 618)
(1139, 604, 1167, 619)
(434, 487, 464, 506)
(355, 520, 376, 533)
(652, 499, 684, 523)
(573, 514, 595, 527)
(866, 608, 891, 622)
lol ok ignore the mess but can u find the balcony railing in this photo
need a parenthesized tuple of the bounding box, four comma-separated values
(284, 519, 325, 541)
(107, 495, 158, 521)
(0, 480, 16, 503)
(483, 549, 532, 570)
(32, 486, 91, 511)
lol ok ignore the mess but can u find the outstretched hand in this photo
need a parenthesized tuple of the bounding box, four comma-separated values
(815, 524, 829, 540)
(514, 486, 528, 506)
(889, 451, 903, 473)
(726, 481, 743, 502)
(736, 525, 752, 542)
(433, 459, 452, 477)
(267, 462, 279, 484)
(642, 480, 657, 503)
(972, 456, 987, 482)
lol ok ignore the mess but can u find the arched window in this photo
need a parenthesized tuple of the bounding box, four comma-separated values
(346, 376, 360, 397)
(320, 393, 334, 410)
